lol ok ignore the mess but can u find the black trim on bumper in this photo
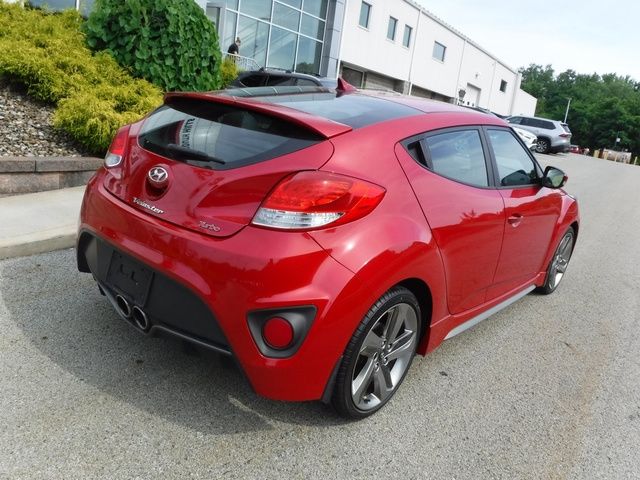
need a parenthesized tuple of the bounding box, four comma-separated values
(77, 231, 231, 355)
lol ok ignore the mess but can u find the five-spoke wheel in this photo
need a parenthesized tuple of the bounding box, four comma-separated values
(332, 287, 420, 418)
(539, 227, 575, 294)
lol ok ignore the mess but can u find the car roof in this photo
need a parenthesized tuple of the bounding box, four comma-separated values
(509, 114, 563, 123)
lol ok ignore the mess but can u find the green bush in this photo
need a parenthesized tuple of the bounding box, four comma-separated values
(220, 57, 239, 89)
(0, 2, 162, 153)
(85, 0, 222, 92)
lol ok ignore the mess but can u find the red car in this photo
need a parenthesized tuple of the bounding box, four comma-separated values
(77, 83, 579, 418)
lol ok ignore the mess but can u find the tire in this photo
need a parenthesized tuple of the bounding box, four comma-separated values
(331, 286, 421, 419)
(535, 138, 551, 154)
(538, 227, 575, 294)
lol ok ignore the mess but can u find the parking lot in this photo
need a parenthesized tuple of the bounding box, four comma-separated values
(1, 153, 639, 479)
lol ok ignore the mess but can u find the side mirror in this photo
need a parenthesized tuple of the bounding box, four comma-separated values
(542, 166, 567, 188)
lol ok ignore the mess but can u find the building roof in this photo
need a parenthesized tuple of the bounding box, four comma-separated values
(401, 0, 518, 74)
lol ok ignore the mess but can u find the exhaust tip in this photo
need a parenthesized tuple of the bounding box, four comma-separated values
(115, 295, 132, 318)
(132, 305, 150, 331)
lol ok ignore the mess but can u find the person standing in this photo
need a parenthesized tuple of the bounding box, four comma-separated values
(227, 37, 241, 55)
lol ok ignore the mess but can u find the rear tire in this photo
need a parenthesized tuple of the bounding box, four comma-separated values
(535, 138, 551, 154)
(538, 227, 575, 294)
(331, 287, 421, 419)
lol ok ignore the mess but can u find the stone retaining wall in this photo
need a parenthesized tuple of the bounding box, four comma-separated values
(0, 156, 102, 194)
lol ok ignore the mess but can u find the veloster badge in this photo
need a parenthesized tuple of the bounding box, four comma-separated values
(133, 197, 164, 214)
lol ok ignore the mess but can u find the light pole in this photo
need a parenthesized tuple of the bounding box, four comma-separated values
(563, 97, 572, 123)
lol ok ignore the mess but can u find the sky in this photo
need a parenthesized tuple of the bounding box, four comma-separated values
(413, 0, 640, 81)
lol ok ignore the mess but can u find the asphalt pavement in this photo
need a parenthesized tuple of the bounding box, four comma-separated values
(1, 153, 639, 479)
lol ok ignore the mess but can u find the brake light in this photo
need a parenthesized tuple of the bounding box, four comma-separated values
(252, 171, 386, 230)
(104, 125, 131, 168)
(559, 133, 571, 138)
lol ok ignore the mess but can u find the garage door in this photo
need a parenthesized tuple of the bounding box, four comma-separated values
(464, 83, 481, 107)
(365, 72, 396, 92)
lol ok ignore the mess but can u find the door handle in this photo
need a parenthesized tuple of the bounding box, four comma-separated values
(508, 214, 523, 227)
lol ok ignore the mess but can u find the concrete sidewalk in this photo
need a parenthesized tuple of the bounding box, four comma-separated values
(0, 186, 85, 260)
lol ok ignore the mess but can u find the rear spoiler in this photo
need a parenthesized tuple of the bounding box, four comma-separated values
(164, 91, 353, 140)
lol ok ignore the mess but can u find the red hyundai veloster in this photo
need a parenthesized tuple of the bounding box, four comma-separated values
(77, 82, 579, 418)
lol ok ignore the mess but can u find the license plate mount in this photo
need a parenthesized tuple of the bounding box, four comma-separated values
(106, 252, 153, 306)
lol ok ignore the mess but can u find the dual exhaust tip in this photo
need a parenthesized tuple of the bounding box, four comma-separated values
(115, 294, 150, 331)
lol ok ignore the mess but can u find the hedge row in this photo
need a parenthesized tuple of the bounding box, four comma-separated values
(0, 2, 162, 154)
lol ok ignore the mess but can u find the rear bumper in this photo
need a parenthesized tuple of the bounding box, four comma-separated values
(77, 174, 361, 401)
(551, 144, 570, 153)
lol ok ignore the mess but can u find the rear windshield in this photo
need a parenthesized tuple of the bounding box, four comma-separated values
(561, 123, 571, 133)
(138, 98, 322, 170)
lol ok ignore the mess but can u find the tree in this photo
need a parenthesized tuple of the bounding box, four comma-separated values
(519, 64, 640, 156)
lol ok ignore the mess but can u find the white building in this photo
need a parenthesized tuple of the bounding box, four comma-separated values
(24, 0, 537, 115)
(339, 0, 536, 116)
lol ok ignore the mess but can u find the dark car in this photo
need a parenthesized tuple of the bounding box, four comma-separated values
(230, 68, 337, 89)
(78, 86, 579, 419)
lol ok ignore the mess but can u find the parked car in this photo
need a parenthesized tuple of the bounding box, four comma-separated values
(512, 126, 538, 151)
(506, 115, 572, 154)
(229, 68, 337, 89)
(569, 144, 581, 154)
(77, 85, 579, 419)
(462, 106, 536, 150)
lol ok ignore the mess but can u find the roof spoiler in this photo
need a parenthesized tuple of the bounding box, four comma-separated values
(163, 91, 353, 139)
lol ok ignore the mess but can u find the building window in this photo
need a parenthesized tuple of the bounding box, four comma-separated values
(223, 0, 330, 75)
(500, 80, 508, 92)
(387, 17, 397, 41)
(403, 25, 412, 48)
(433, 41, 446, 62)
(359, 1, 371, 29)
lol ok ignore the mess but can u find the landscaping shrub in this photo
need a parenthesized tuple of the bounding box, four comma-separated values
(220, 57, 239, 89)
(0, 2, 162, 153)
(85, 0, 222, 92)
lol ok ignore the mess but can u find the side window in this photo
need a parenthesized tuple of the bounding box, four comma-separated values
(541, 120, 555, 130)
(423, 130, 489, 187)
(240, 74, 266, 87)
(265, 75, 295, 86)
(508, 116, 522, 125)
(296, 78, 319, 87)
(488, 129, 539, 187)
(521, 117, 535, 127)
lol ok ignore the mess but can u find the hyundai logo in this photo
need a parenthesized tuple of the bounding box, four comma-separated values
(147, 166, 169, 187)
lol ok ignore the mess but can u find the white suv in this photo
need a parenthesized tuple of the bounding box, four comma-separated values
(506, 115, 571, 154)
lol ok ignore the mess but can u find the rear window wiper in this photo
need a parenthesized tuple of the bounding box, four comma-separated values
(165, 143, 226, 165)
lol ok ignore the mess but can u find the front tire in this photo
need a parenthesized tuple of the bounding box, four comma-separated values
(538, 227, 575, 294)
(331, 287, 421, 419)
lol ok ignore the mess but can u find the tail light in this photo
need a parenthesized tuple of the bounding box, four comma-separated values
(104, 125, 131, 168)
(252, 171, 386, 230)
(559, 133, 571, 138)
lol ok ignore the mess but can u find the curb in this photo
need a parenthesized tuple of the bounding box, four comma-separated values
(0, 225, 77, 260)
(0, 185, 85, 260)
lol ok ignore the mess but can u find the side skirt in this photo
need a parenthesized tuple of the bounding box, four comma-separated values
(444, 285, 535, 340)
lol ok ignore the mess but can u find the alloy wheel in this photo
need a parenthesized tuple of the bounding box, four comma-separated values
(548, 231, 574, 290)
(350, 302, 418, 411)
(536, 139, 550, 153)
